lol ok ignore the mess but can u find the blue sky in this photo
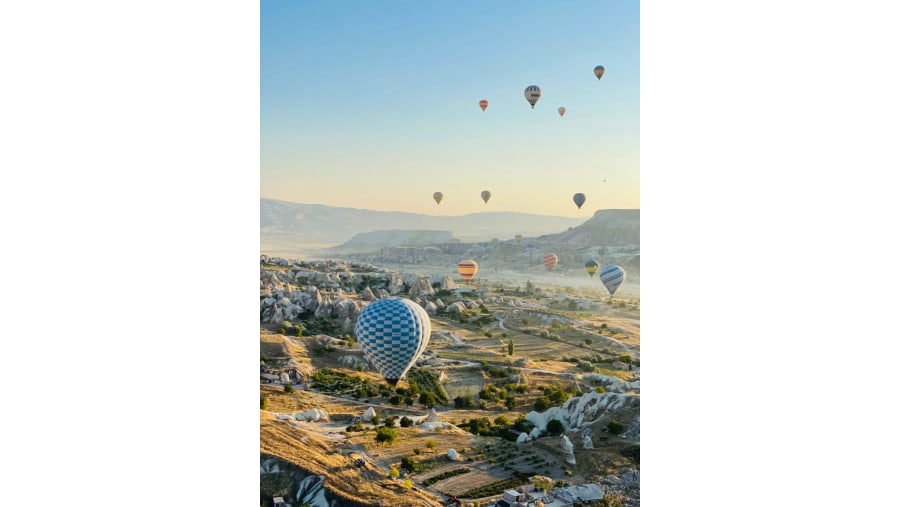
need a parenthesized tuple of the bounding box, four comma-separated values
(261, 1, 639, 217)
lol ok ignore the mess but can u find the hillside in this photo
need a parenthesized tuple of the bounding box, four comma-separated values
(260, 198, 586, 254)
(330, 230, 455, 252)
(533, 210, 639, 247)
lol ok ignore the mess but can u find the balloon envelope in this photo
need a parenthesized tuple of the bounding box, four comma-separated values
(594, 66, 605, 80)
(479, 100, 488, 111)
(457, 259, 478, 281)
(585, 260, 599, 277)
(573, 193, 586, 209)
(514, 234, 523, 244)
(433, 192, 443, 205)
(599, 265, 626, 296)
(558, 107, 566, 117)
(543, 253, 558, 270)
(481, 190, 491, 203)
(524, 85, 542, 108)
(355, 298, 431, 385)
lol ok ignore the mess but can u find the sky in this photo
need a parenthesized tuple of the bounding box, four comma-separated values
(261, 0, 639, 218)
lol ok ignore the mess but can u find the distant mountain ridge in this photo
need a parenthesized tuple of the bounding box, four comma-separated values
(260, 198, 589, 254)
(535, 209, 640, 247)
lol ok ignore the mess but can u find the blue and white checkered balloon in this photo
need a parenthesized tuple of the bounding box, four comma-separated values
(355, 297, 431, 384)
(599, 265, 626, 296)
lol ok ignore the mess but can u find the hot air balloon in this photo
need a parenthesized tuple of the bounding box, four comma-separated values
(594, 66, 605, 80)
(457, 259, 478, 281)
(585, 260, 599, 278)
(481, 190, 491, 204)
(479, 100, 488, 111)
(543, 253, 558, 271)
(355, 297, 431, 385)
(558, 107, 566, 117)
(524, 85, 541, 108)
(433, 192, 443, 205)
(573, 193, 586, 209)
(599, 265, 626, 296)
(514, 234, 523, 244)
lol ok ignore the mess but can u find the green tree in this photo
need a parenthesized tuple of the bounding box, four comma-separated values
(534, 397, 551, 412)
(505, 397, 516, 410)
(507, 339, 514, 356)
(375, 426, 398, 444)
(384, 417, 396, 428)
(284, 383, 294, 393)
(419, 392, 436, 408)
(399, 416, 413, 427)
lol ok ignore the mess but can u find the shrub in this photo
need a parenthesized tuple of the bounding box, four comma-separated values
(505, 397, 516, 410)
(413, 448, 422, 455)
(400, 416, 413, 427)
(501, 332, 508, 338)
(494, 415, 509, 426)
(455, 395, 474, 408)
(260, 395, 268, 410)
(484, 331, 493, 338)
(384, 417, 396, 428)
(551, 321, 563, 329)
(540, 330, 550, 339)
(375, 427, 398, 444)
(595, 386, 606, 393)
(284, 383, 294, 393)
(426, 439, 437, 450)
(607, 420, 625, 435)
(584, 338, 592, 345)
(546, 419, 564, 436)
(371, 414, 380, 425)
(400, 456, 417, 472)
(419, 392, 436, 408)
(534, 397, 551, 412)
(389, 395, 401, 406)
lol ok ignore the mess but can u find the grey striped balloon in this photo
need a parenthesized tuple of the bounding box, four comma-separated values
(600, 265, 626, 296)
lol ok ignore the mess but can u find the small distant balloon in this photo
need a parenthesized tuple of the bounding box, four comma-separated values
(573, 193, 586, 209)
(524, 85, 542, 108)
(481, 190, 491, 204)
(479, 99, 488, 111)
(585, 260, 600, 278)
(457, 259, 479, 281)
(543, 253, 558, 271)
(594, 66, 605, 80)
(600, 265, 626, 296)
(558, 107, 566, 117)
(433, 192, 443, 205)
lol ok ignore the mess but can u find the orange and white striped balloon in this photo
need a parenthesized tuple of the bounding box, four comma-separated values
(543, 253, 558, 271)
(457, 259, 479, 281)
